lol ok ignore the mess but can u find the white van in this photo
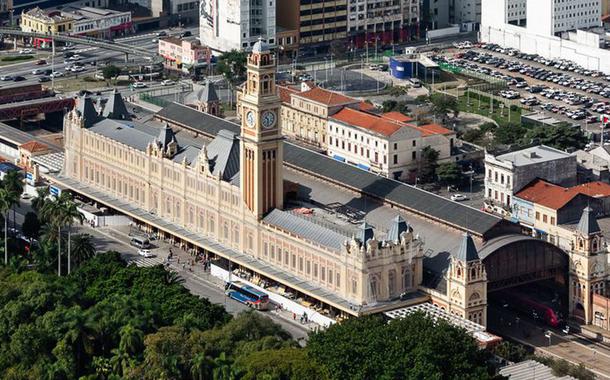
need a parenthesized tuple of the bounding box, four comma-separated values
(410, 78, 422, 88)
(130, 236, 150, 249)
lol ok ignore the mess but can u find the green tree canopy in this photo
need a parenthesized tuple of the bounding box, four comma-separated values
(419, 146, 440, 183)
(21, 211, 41, 242)
(217, 50, 247, 84)
(436, 162, 464, 186)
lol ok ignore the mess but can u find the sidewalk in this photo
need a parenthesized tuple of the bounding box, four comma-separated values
(100, 224, 321, 332)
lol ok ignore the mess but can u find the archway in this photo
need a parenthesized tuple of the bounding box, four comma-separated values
(479, 235, 569, 332)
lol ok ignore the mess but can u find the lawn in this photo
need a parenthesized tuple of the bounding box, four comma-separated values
(457, 91, 522, 126)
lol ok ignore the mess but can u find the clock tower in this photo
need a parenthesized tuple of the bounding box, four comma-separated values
(239, 40, 283, 219)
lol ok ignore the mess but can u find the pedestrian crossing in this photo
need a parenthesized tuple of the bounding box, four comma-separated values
(128, 255, 164, 267)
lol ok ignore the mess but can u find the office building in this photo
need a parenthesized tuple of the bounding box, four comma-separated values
(199, 0, 276, 52)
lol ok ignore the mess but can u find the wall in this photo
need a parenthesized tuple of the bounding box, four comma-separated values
(480, 22, 610, 74)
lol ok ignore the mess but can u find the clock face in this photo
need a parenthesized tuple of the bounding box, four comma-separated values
(246, 111, 255, 127)
(261, 111, 276, 129)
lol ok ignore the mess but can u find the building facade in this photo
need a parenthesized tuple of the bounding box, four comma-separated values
(20, 6, 131, 38)
(327, 108, 456, 181)
(484, 145, 577, 212)
(347, 0, 420, 48)
(527, 0, 601, 36)
(62, 42, 425, 316)
(158, 37, 211, 72)
(298, 0, 348, 48)
(199, 0, 276, 51)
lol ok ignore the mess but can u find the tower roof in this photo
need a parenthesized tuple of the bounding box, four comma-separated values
(157, 123, 177, 148)
(357, 222, 375, 245)
(455, 233, 479, 262)
(252, 38, 270, 53)
(75, 95, 99, 127)
(387, 215, 409, 242)
(102, 89, 131, 120)
(577, 206, 601, 235)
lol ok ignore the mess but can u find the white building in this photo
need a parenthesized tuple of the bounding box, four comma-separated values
(527, 0, 600, 36)
(452, 0, 482, 25)
(484, 145, 577, 210)
(327, 108, 456, 181)
(199, 0, 276, 52)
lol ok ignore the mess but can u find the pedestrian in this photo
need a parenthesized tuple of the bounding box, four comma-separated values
(177, 257, 180, 264)
(292, 312, 296, 320)
(182, 263, 186, 270)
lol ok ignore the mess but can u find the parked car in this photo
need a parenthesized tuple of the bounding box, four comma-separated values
(179, 30, 192, 38)
(451, 194, 469, 202)
(138, 249, 154, 258)
(19, 48, 33, 54)
(132, 82, 147, 89)
(161, 79, 175, 86)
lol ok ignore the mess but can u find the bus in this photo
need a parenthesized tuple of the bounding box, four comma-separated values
(225, 281, 270, 310)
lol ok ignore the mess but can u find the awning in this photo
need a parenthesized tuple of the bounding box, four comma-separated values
(332, 155, 345, 162)
(356, 163, 370, 171)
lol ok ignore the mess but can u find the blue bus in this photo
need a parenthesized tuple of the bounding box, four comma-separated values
(225, 281, 270, 310)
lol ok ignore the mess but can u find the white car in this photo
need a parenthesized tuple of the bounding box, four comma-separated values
(71, 66, 85, 72)
(19, 48, 33, 54)
(0, 75, 13, 81)
(451, 194, 469, 202)
(32, 69, 45, 75)
(132, 82, 147, 89)
(138, 249, 154, 258)
(50, 72, 63, 78)
(161, 79, 175, 86)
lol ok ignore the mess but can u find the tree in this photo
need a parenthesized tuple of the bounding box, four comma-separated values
(40, 192, 70, 276)
(217, 50, 247, 84)
(382, 100, 398, 112)
(32, 186, 50, 214)
(330, 39, 347, 60)
(525, 123, 587, 151)
(0, 188, 17, 265)
(70, 233, 95, 268)
(429, 94, 458, 119)
(102, 65, 122, 84)
(419, 146, 439, 183)
(436, 162, 464, 186)
(21, 211, 41, 242)
(236, 348, 327, 380)
(190, 352, 215, 380)
(307, 313, 493, 380)
(59, 194, 84, 275)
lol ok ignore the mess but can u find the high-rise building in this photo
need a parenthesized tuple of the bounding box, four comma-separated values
(199, 0, 276, 52)
(347, 0, 420, 49)
(298, 0, 348, 49)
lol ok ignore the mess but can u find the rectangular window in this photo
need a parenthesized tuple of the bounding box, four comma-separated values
(321, 267, 326, 281)
(313, 263, 318, 278)
(551, 216, 556, 225)
(336, 273, 340, 287)
(284, 250, 289, 265)
(393, 154, 398, 164)
(328, 269, 333, 284)
(306, 260, 311, 274)
(412, 151, 416, 160)
(291, 254, 296, 268)
(299, 257, 303, 271)
(536, 211, 540, 220)
(543, 214, 548, 223)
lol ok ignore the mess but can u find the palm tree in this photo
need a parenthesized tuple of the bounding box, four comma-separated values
(70, 233, 95, 268)
(213, 352, 233, 380)
(2, 170, 23, 234)
(0, 188, 17, 265)
(118, 324, 143, 356)
(59, 194, 84, 274)
(40, 193, 67, 276)
(190, 352, 214, 380)
(32, 186, 50, 214)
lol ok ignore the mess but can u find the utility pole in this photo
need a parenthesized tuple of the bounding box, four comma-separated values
(51, 37, 55, 91)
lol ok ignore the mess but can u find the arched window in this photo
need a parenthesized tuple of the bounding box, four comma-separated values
(469, 292, 480, 302)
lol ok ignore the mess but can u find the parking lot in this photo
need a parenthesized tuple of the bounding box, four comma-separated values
(433, 44, 610, 134)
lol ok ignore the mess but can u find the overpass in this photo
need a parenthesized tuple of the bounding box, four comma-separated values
(0, 28, 156, 62)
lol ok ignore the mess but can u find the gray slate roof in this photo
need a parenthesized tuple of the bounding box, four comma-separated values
(185, 82, 219, 105)
(387, 215, 409, 242)
(156, 102, 239, 137)
(102, 89, 131, 120)
(89, 119, 154, 151)
(263, 209, 348, 251)
(283, 143, 502, 237)
(577, 206, 601, 235)
(495, 145, 573, 167)
(206, 129, 240, 182)
(158, 123, 177, 148)
(76, 95, 99, 127)
(455, 233, 479, 262)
